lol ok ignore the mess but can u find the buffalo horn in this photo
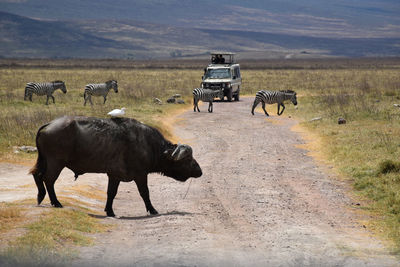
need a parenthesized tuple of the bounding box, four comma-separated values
(171, 144, 192, 161)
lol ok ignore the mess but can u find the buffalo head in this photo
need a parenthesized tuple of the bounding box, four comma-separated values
(161, 144, 202, 181)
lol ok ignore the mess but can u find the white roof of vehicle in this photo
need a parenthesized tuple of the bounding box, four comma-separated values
(210, 52, 236, 55)
(207, 63, 239, 68)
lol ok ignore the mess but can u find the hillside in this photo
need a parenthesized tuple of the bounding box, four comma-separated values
(1, 0, 399, 38)
(0, 11, 142, 58)
(1, 11, 400, 59)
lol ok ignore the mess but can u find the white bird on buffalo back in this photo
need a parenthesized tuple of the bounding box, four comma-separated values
(108, 107, 126, 117)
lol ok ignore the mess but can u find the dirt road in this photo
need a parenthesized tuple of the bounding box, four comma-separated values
(1, 97, 398, 266)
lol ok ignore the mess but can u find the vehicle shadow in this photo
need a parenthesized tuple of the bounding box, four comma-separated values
(88, 210, 193, 220)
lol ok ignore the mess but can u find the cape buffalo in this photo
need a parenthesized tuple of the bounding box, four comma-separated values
(30, 116, 202, 217)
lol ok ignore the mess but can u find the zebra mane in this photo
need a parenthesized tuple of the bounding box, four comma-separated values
(280, 90, 296, 95)
(52, 80, 64, 84)
(105, 80, 117, 85)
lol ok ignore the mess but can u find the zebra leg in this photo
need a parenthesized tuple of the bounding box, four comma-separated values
(251, 99, 260, 115)
(43, 161, 64, 208)
(103, 96, 107, 104)
(29, 94, 33, 102)
(194, 99, 200, 112)
(134, 175, 158, 215)
(104, 175, 120, 217)
(208, 101, 213, 113)
(51, 95, 55, 104)
(278, 103, 285, 115)
(89, 96, 93, 106)
(193, 98, 197, 112)
(46, 95, 49, 105)
(262, 102, 269, 116)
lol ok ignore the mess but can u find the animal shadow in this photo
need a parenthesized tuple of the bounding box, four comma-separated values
(88, 210, 192, 220)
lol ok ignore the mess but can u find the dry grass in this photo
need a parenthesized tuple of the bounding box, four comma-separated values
(0, 203, 25, 233)
(0, 205, 110, 266)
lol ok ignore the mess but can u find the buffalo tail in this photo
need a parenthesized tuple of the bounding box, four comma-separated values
(30, 123, 49, 205)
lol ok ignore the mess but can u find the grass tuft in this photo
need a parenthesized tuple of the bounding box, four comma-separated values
(0, 203, 24, 233)
(378, 160, 400, 175)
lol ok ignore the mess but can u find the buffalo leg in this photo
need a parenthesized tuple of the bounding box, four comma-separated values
(134, 177, 158, 215)
(43, 162, 64, 208)
(33, 173, 46, 205)
(104, 176, 120, 217)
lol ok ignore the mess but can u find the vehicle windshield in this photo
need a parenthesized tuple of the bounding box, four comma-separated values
(204, 68, 231, 79)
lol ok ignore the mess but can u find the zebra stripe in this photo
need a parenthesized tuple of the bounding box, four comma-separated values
(251, 90, 297, 116)
(193, 88, 224, 113)
(24, 81, 67, 105)
(83, 80, 118, 106)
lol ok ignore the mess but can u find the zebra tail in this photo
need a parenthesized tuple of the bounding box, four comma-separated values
(29, 123, 49, 205)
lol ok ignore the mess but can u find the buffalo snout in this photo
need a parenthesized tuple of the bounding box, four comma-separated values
(191, 160, 202, 178)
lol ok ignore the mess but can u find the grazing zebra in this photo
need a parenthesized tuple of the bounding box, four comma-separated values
(83, 80, 118, 106)
(251, 90, 297, 116)
(193, 88, 224, 113)
(24, 81, 67, 105)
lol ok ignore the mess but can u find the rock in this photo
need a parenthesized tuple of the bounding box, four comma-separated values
(173, 94, 181, 98)
(166, 97, 176, 103)
(13, 145, 37, 153)
(338, 117, 346, 124)
(153, 98, 162, 105)
(177, 99, 185, 104)
(310, 117, 322, 122)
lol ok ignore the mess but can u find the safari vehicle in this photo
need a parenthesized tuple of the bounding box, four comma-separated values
(201, 52, 241, 101)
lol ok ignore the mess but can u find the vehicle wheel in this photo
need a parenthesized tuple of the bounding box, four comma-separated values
(227, 89, 232, 102)
(234, 88, 240, 101)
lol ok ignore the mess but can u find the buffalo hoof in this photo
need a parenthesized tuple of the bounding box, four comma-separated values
(37, 193, 46, 205)
(52, 201, 63, 208)
(105, 210, 116, 217)
(148, 208, 158, 215)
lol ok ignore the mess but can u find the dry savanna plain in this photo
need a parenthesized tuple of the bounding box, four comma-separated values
(0, 58, 400, 265)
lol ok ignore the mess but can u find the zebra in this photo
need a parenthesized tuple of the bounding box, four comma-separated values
(193, 88, 224, 113)
(24, 81, 67, 105)
(251, 90, 297, 116)
(83, 80, 118, 106)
